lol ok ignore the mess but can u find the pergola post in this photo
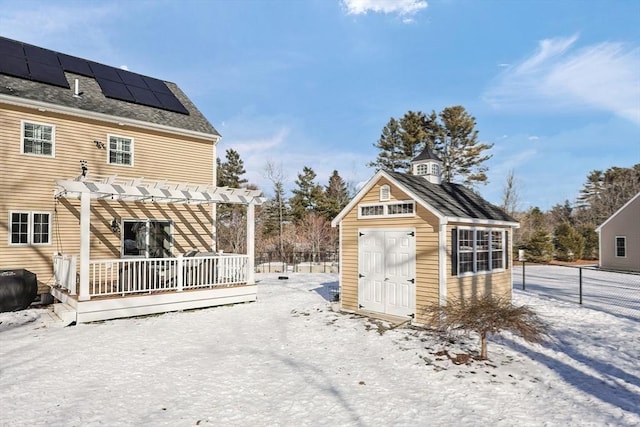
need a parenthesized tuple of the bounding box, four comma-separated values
(246, 203, 255, 285)
(78, 191, 91, 301)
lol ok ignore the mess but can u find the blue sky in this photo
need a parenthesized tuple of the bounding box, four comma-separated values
(2, 0, 638, 210)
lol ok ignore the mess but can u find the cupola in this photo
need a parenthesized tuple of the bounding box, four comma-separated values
(411, 146, 442, 184)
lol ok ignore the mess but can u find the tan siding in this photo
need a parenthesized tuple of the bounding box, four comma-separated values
(1, 104, 216, 294)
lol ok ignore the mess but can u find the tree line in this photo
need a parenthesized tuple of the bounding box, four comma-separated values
(215, 105, 639, 265)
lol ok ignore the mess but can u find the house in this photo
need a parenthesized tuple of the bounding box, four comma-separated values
(331, 147, 519, 325)
(595, 192, 640, 272)
(0, 36, 264, 322)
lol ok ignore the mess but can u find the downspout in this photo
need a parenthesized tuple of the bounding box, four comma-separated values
(438, 219, 448, 306)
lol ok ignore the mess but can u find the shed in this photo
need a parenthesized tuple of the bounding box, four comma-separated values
(331, 147, 519, 325)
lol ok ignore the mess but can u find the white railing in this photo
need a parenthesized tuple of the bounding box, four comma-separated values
(88, 254, 248, 298)
(53, 253, 77, 295)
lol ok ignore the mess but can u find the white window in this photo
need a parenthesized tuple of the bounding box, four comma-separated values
(615, 236, 626, 258)
(416, 163, 428, 175)
(455, 228, 505, 275)
(379, 185, 390, 201)
(108, 135, 134, 166)
(431, 163, 440, 176)
(9, 211, 51, 245)
(22, 121, 55, 157)
(359, 201, 415, 219)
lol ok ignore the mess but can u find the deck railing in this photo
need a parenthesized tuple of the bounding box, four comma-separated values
(86, 254, 248, 298)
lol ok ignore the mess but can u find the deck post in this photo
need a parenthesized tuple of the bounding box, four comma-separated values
(177, 254, 184, 292)
(246, 203, 255, 284)
(78, 191, 91, 301)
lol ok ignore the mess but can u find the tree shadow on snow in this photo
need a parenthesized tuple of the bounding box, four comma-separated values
(502, 338, 640, 416)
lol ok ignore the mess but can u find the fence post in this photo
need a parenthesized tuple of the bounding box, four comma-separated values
(579, 267, 583, 305)
(522, 261, 526, 290)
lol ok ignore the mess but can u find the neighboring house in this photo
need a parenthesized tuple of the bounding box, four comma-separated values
(0, 37, 264, 322)
(331, 147, 519, 325)
(595, 192, 640, 272)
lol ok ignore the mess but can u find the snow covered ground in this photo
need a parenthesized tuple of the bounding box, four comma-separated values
(1, 272, 639, 426)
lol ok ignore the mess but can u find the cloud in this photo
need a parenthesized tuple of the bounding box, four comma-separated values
(528, 136, 539, 141)
(341, 0, 427, 17)
(484, 34, 640, 125)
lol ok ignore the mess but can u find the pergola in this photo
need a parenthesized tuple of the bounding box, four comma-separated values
(54, 175, 265, 300)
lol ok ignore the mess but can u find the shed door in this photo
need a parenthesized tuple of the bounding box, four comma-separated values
(358, 229, 415, 317)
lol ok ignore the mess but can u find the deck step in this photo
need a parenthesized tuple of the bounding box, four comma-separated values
(51, 303, 77, 326)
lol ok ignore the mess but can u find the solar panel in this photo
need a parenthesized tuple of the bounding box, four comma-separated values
(89, 62, 122, 82)
(58, 54, 93, 77)
(118, 69, 147, 88)
(143, 76, 173, 94)
(28, 61, 69, 88)
(0, 55, 30, 79)
(24, 45, 59, 66)
(155, 92, 190, 114)
(96, 78, 135, 102)
(0, 37, 24, 57)
(0, 37, 190, 115)
(128, 86, 161, 107)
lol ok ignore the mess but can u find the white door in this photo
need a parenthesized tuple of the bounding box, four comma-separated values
(358, 229, 415, 317)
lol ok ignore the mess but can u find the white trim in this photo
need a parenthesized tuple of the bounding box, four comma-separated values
(446, 216, 520, 228)
(107, 134, 135, 167)
(615, 236, 627, 258)
(455, 227, 507, 277)
(79, 192, 91, 301)
(1, 94, 220, 143)
(596, 192, 640, 232)
(8, 210, 52, 246)
(20, 119, 56, 158)
(357, 200, 415, 219)
(438, 220, 448, 306)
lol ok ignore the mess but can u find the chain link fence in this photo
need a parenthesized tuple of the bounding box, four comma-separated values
(255, 251, 339, 274)
(513, 263, 640, 320)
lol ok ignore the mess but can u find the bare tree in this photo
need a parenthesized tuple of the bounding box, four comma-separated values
(501, 169, 519, 216)
(263, 161, 289, 257)
(300, 212, 333, 261)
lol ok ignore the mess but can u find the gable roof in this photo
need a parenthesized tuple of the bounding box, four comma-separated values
(332, 169, 518, 227)
(0, 37, 219, 138)
(595, 191, 640, 232)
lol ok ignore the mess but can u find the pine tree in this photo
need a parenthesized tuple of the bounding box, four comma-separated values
(368, 107, 492, 185)
(554, 222, 584, 261)
(216, 149, 249, 252)
(289, 166, 324, 223)
(318, 170, 350, 221)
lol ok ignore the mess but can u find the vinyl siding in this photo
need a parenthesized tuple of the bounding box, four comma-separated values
(1, 103, 216, 294)
(599, 195, 640, 272)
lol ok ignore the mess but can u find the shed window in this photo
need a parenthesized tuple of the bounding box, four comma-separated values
(360, 205, 384, 217)
(379, 185, 390, 201)
(454, 228, 505, 275)
(358, 201, 415, 219)
(416, 163, 428, 175)
(615, 236, 626, 257)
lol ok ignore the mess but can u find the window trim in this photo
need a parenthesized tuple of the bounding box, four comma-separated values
(21, 120, 56, 158)
(8, 211, 52, 246)
(454, 227, 506, 277)
(615, 236, 627, 258)
(379, 185, 390, 202)
(358, 200, 415, 219)
(107, 134, 135, 167)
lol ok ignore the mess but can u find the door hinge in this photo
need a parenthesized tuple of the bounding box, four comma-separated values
(359, 273, 365, 278)
(408, 278, 415, 284)
(409, 313, 415, 319)
(359, 304, 364, 309)
(359, 232, 365, 237)
(408, 231, 415, 237)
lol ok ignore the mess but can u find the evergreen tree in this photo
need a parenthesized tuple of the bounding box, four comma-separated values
(217, 149, 247, 188)
(368, 106, 492, 185)
(554, 222, 584, 261)
(216, 149, 249, 252)
(434, 106, 493, 185)
(318, 170, 350, 221)
(289, 166, 324, 223)
(578, 224, 599, 260)
(525, 230, 554, 263)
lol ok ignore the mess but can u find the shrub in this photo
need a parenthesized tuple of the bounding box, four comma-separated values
(422, 295, 548, 360)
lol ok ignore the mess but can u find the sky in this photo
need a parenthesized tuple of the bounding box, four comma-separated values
(1, 0, 639, 210)
(1, 271, 639, 425)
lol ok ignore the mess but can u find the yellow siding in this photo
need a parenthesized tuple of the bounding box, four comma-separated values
(1, 104, 216, 294)
(337, 176, 515, 325)
(339, 177, 440, 314)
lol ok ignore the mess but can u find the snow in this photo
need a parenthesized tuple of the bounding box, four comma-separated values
(1, 272, 639, 426)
